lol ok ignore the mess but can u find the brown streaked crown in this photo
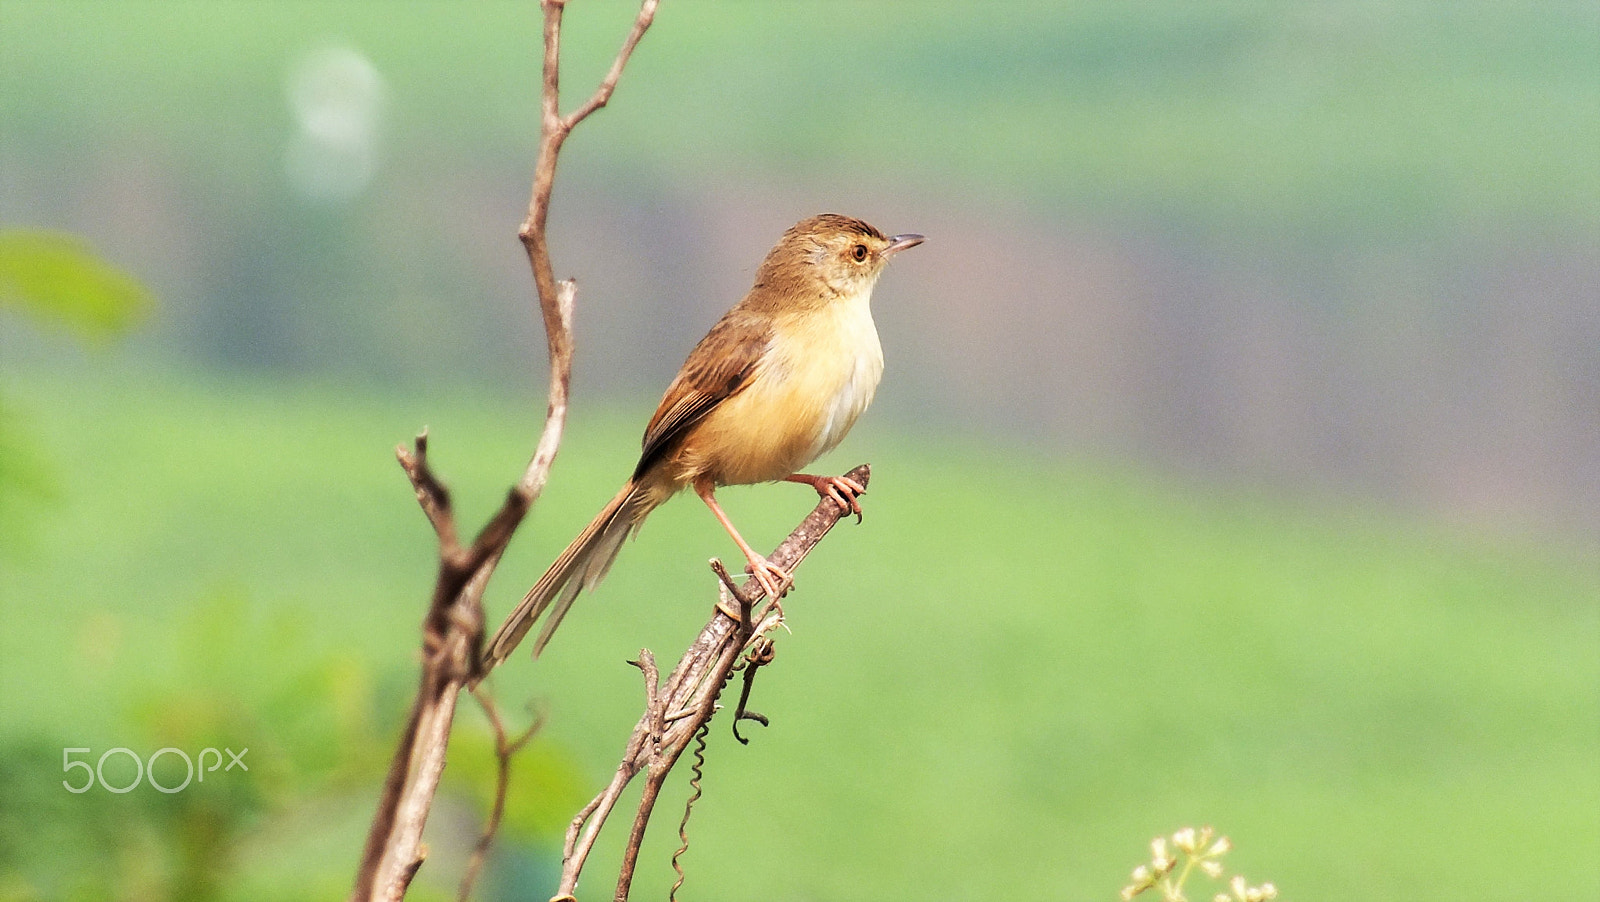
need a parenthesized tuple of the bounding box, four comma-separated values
(790, 213, 886, 242)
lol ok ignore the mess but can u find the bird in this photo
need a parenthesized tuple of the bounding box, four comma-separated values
(482, 213, 923, 666)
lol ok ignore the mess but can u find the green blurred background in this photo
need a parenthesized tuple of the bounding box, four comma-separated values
(2, 2, 1596, 900)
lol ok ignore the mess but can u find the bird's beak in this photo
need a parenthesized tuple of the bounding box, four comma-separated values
(882, 233, 925, 258)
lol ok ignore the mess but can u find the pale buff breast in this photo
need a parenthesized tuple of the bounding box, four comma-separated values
(676, 289, 883, 487)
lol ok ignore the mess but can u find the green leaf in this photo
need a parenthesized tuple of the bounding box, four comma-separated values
(0, 229, 155, 342)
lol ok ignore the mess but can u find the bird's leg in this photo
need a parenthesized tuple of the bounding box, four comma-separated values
(695, 478, 791, 599)
(785, 473, 866, 522)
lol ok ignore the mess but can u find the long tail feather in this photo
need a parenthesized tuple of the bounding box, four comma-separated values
(483, 480, 650, 667)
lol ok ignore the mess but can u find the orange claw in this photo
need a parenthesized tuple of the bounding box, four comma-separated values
(746, 556, 791, 599)
(786, 473, 866, 522)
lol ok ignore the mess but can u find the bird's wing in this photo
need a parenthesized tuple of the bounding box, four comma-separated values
(634, 310, 772, 480)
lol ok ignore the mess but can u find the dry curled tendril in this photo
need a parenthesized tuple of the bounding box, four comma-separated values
(1120, 826, 1278, 902)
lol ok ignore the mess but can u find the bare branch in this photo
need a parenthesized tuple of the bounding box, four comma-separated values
(351, 3, 659, 899)
(554, 465, 871, 901)
(359, 676, 465, 901)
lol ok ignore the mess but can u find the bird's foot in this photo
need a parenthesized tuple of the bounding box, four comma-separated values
(788, 473, 866, 523)
(745, 556, 792, 600)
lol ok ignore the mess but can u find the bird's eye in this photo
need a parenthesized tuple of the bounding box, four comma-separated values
(852, 244, 868, 262)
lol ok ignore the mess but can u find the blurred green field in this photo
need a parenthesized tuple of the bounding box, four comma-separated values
(6, 1, 1600, 235)
(2, 368, 1595, 900)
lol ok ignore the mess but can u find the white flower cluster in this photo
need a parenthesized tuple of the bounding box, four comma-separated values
(1119, 826, 1275, 902)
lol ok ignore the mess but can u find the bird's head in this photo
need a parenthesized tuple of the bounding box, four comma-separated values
(752, 213, 923, 305)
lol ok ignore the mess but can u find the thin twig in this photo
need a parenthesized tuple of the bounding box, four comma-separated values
(396, 429, 458, 550)
(708, 558, 745, 602)
(459, 688, 544, 902)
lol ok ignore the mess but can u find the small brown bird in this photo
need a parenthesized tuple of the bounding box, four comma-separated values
(484, 214, 922, 665)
